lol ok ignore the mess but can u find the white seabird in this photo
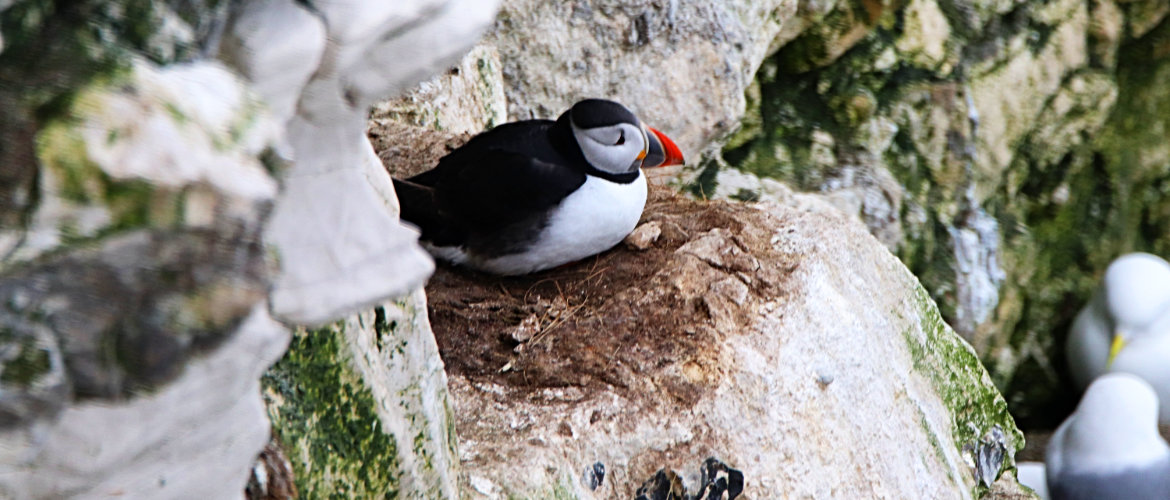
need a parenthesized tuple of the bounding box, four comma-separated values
(1015, 461, 1049, 500)
(1046, 373, 1170, 500)
(1066, 252, 1170, 422)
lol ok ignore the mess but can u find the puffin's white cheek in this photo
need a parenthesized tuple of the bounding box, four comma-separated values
(573, 123, 650, 174)
(581, 141, 632, 174)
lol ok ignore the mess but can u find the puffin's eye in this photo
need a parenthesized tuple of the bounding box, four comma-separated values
(615, 131, 625, 146)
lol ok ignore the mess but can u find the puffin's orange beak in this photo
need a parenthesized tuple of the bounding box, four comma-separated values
(642, 126, 685, 167)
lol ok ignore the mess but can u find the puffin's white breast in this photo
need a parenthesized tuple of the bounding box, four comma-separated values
(478, 173, 647, 275)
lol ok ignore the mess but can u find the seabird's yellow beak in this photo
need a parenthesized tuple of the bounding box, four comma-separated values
(1106, 333, 1127, 368)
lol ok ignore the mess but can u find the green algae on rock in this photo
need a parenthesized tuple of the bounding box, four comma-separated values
(263, 322, 402, 499)
(904, 285, 1023, 497)
(0, 0, 216, 237)
(14, 57, 279, 265)
(262, 293, 461, 499)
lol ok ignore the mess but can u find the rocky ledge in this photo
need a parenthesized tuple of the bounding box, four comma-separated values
(378, 123, 1030, 499)
(438, 190, 1026, 498)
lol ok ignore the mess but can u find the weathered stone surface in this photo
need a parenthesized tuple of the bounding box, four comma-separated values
(0, 306, 289, 499)
(0, 229, 269, 422)
(247, 0, 476, 326)
(623, 220, 662, 250)
(0, 14, 286, 494)
(5, 59, 277, 264)
(338, 0, 505, 107)
(0, 56, 277, 426)
(0, 1, 211, 239)
(1126, 0, 1170, 38)
(370, 0, 810, 160)
(427, 190, 1023, 498)
(968, 0, 1088, 192)
(263, 125, 434, 325)
(0, 4, 292, 498)
(490, 0, 802, 154)
(372, 44, 508, 135)
(218, 0, 326, 135)
(775, 0, 899, 74)
(2, 1, 499, 498)
(242, 1, 500, 497)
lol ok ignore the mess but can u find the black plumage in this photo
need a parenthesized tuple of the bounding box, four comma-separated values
(395, 109, 634, 258)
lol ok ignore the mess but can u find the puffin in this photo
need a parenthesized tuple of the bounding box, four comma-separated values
(393, 98, 684, 275)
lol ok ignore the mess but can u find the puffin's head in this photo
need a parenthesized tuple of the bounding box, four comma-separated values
(566, 98, 684, 175)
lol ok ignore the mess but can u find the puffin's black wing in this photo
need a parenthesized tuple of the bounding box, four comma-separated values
(436, 149, 587, 225)
(396, 149, 586, 246)
(392, 177, 445, 239)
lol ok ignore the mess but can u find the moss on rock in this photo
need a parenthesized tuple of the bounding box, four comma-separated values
(0, 333, 52, 388)
(34, 95, 174, 244)
(995, 17, 1170, 425)
(904, 285, 1023, 497)
(263, 323, 402, 498)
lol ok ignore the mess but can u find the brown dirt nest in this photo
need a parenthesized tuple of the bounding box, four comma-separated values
(424, 184, 797, 403)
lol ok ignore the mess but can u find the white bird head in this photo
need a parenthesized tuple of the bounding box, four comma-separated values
(1101, 253, 1170, 364)
(1055, 373, 1168, 473)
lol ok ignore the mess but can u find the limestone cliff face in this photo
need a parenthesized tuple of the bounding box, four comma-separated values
(433, 189, 1024, 499)
(404, 0, 1170, 426)
(0, 0, 1088, 498)
(372, 110, 1031, 498)
(378, 0, 806, 150)
(369, 0, 1040, 497)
